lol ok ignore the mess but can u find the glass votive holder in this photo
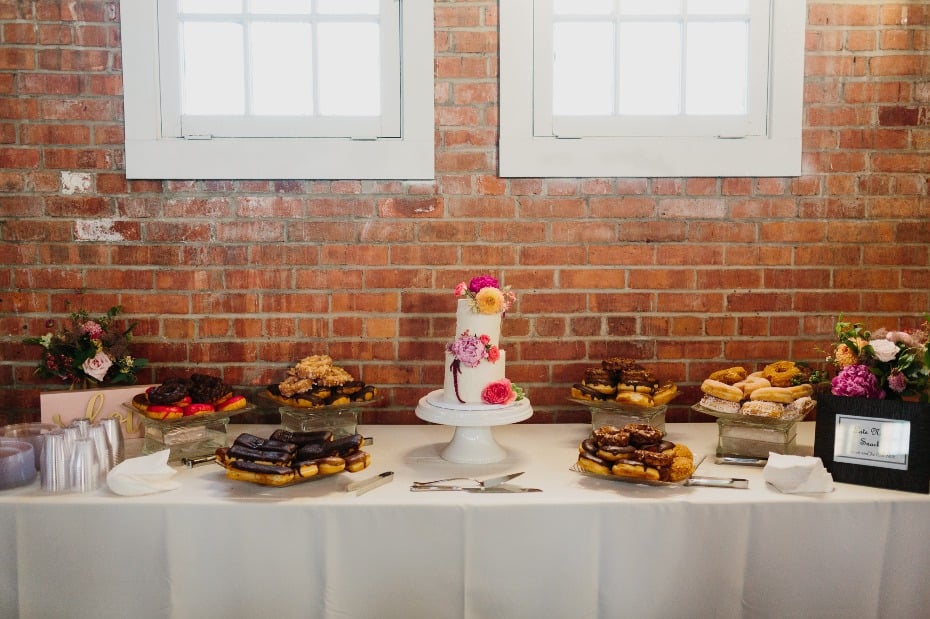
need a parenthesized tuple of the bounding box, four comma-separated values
(2, 422, 56, 470)
(0, 439, 37, 490)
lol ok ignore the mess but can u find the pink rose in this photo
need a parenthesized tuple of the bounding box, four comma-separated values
(482, 379, 515, 405)
(455, 282, 467, 296)
(487, 346, 500, 363)
(82, 351, 113, 381)
(479, 334, 490, 345)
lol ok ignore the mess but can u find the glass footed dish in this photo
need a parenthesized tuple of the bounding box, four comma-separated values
(567, 396, 672, 416)
(570, 454, 706, 487)
(691, 403, 813, 429)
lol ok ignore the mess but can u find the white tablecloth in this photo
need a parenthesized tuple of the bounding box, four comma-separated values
(2, 422, 929, 619)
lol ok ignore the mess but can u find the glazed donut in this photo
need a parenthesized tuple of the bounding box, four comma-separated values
(147, 378, 190, 405)
(624, 423, 664, 447)
(144, 405, 184, 420)
(597, 445, 636, 462)
(651, 381, 678, 405)
(700, 379, 743, 402)
(733, 377, 771, 397)
(215, 395, 247, 412)
(788, 384, 813, 399)
(640, 440, 675, 453)
(739, 400, 785, 418)
(344, 450, 371, 473)
(784, 396, 816, 419)
(226, 460, 295, 486)
(583, 368, 616, 395)
(708, 366, 748, 385)
(599, 430, 631, 448)
(580, 438, 600, 455)
(226, 444, 294, 466)
(667, 457, 694, 482)
(634, 449, 674, 467)
(571, 384, 610, 402)
(577, 452, 611, 475)
(761, 360, 801, 388)
(614, 391, 654, 408)
(749, 387, 795, 404)
(611, 460, 660, 481)
(314, 456, 346, 476)
(698, 394, 741, 415)
(294, 460, 319, 478)
(130, 393, 149, 412)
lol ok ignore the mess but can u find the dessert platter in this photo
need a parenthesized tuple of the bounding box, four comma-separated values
(124, 374, 254, 458)
(574, 423, 700, 485)
(693, 362, 818, 458)
(215, 429, 372, 487)
(568, 357, 678, 431)
(415, 276, 533, 463)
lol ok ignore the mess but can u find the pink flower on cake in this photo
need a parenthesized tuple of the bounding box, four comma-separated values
(475, 287, 505, 314)
(447, 332, 486, 368)
(455, 275, 515, 314)
(487, 346, 500, 363)
(482, 379, 516, 405)
(468, 275, 499, 293)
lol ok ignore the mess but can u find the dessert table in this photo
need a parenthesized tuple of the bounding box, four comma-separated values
(2, 422, 929, 619)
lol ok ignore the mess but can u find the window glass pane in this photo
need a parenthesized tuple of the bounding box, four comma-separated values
(553, 0, 613, 15)
(251, 23, 313, 115)
(317, 23, 380, 115)
(182, 22, 244, 114)
(687, 0, 749, 15)
(617, 22, 681, 114)
(620, 0, 681, 16)
(552, 22, 614, 115)
(247, 0, 311, 14)
(685, 22, 748, 114)
(180, 0, 241, 14)
(317, 0, 379, 15)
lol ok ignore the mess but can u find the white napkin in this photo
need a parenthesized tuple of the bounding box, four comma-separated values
(763, 452, 835, 494)
(107, 449, 181, 496)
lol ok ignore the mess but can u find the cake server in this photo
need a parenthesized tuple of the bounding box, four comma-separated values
(412, 471, 524, 488)
(346, 471, 394, 496)
(684, 476, 749, 489)
(410, 485, 542, 493)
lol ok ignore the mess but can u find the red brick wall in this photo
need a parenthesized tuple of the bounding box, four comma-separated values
(1, 1, 928, 425)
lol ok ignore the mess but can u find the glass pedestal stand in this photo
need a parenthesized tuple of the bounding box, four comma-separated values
(415, 390, 533, 464)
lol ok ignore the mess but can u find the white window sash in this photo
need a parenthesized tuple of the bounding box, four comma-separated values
(500, 0, 805, 178)
(120, 0, 433, 180)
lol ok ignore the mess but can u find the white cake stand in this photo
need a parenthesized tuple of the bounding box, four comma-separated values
(415, 390, 533, 464)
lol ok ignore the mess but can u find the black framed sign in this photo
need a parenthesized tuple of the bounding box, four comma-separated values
(814, 394, 930, 494)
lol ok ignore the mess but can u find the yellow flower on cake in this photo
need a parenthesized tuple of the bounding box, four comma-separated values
(474, 287, 504, 314)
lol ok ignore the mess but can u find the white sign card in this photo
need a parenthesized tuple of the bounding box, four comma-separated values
(833, 414, 911, 471)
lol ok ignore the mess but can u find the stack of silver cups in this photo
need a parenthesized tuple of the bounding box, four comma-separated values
(40, 417, 125, 493)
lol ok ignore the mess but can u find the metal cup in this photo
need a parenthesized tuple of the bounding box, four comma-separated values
(41, 431, 70, 493)
(88, 425, 112, 477)
(69, 437, 101, 493)
(99, 418, 124, 468)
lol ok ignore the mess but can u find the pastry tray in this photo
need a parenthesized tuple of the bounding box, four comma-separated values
(214, 457, 365, 487)
(123, 402, 255, 428)
(571, 455, 705, 488)
(260, 392, 381, 412)
(691, 403, 811, 428)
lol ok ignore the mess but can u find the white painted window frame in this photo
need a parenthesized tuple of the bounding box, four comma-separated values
(120, 0, 434, 180)
(500, 0, 806, 178)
